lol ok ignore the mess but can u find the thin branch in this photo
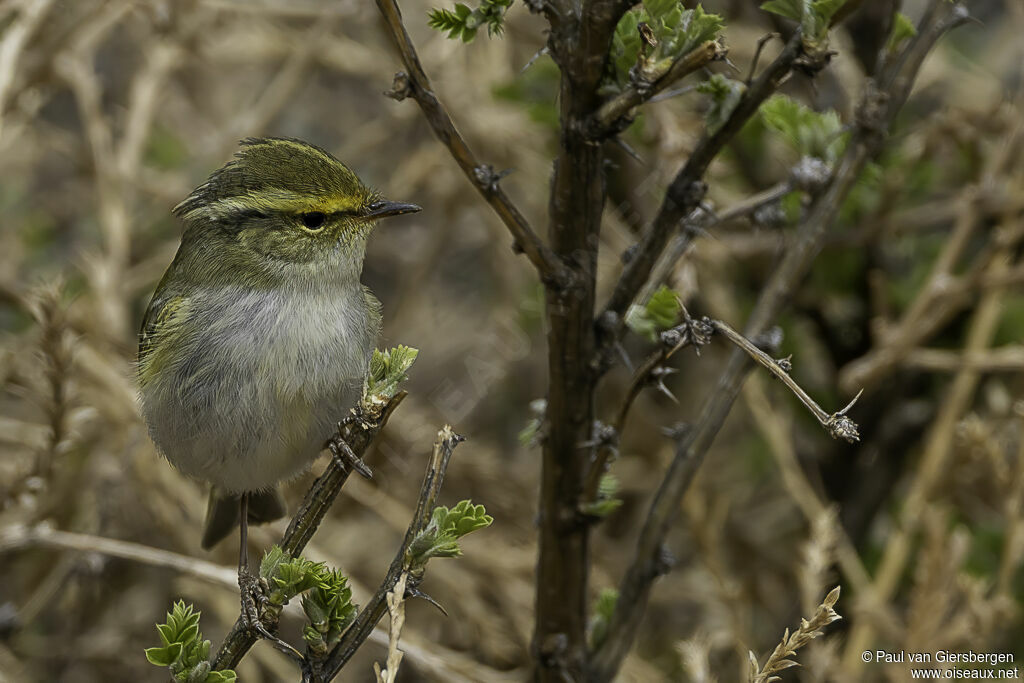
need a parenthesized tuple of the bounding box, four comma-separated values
(598, 32, 806, 355)
(710, 318, 862, 443)
(0, 0, 56, 137)
(587, 39, 727, 138)
(588, 7, 966, 680)
(631, 180, 793, 314)
(313, 427, 464, 682)
(581, 315, 712, 507)
(212, 392, 406, 671)
(903, 346, 1024, 372)
(0, 524, 238, 587)
(374, 0, 568, 288)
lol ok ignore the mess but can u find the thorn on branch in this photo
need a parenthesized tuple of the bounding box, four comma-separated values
(654, 544, 675, 577)
(404, 587, 449, 616)
(752, 201, 786, 228)
(775, 354, 793, 373)
(579, 421, 619, 451)
(384, 71, 413, 101)
(648, 366, 679, 403)
(473, 164, 513, 193)
(621, 243, 638, 265)
(790, 156, 832, 193)
(660, 421, 691, 441)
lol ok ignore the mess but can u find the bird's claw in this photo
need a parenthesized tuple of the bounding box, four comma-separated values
(327, 438, 373, 479)
(238, 570, 305, 662)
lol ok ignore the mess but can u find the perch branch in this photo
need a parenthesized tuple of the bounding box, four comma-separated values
(212, 392, 406, 671)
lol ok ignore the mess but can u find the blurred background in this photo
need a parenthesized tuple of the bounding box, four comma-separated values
(0, 0, 1022, 681)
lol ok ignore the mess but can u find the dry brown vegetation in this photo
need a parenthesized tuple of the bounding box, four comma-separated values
(1, 0, 1023, 681)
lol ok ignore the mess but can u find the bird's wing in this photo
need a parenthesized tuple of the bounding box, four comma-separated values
(138, 286, 187, 384)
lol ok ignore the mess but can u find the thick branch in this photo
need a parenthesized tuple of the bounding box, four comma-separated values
(212, 393, 406, 671)
(375, 0, 568, 288)
(588, 7, 966, 680)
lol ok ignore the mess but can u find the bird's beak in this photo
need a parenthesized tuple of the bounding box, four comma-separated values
(365, 200, 421, 219)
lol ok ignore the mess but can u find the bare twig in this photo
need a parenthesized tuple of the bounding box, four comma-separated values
(631, 180, 793, 314)
(581, 315, 712, 507)
(374, 0, 568, 288)
(212, 392, 406, 671)
(710, 318, 862, 443)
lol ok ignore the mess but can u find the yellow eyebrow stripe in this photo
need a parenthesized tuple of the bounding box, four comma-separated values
(180, 189, 362, 221)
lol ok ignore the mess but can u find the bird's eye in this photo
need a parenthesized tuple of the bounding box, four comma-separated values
(300, 212, 326, 229)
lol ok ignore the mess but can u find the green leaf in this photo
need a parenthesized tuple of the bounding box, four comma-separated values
(269, 556, 327, 604)
(407, 501, 493, 566)
(157, 623, 176, 647)
(887, 12, 916, 52)
(518, 417, 541, 446)
(301, 568, 358, 651)
(428, 0, 512, 42)
(760, 94, 846, 162)
(625, 285, 682, 341)
(364, 345, 419, 404)
(259, 545, 287, 582)
(760, 0, 803, 21)
(205, 672, 237, 683)
(603, 3, 723, 95)
(811, 0, 846, 24)
(697, 73, 746, 135)
(580, 474, 623, 518)
(145, 643, 183, 667)
(761, 0, 847, 44)
(588, 588, 619, 648)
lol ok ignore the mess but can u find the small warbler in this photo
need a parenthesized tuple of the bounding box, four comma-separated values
(138, 137, 420, 551)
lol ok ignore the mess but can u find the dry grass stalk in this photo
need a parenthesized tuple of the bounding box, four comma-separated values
(373, 570, 408, 683)
(677, 634, 717, 683)
(748, 586, 842, 683)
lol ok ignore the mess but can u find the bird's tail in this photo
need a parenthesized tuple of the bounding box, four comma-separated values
(201, 487, 287, 550)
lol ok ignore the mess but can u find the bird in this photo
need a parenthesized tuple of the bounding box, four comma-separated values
(137, 136, 419, 571)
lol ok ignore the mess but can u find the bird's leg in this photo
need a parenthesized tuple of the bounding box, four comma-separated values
(237, 492, 264, 627)
(237, 493, 305, 662)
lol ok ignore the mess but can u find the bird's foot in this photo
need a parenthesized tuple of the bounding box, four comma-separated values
(238, 568, 304, 662)
(327, 437, 373, 479)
